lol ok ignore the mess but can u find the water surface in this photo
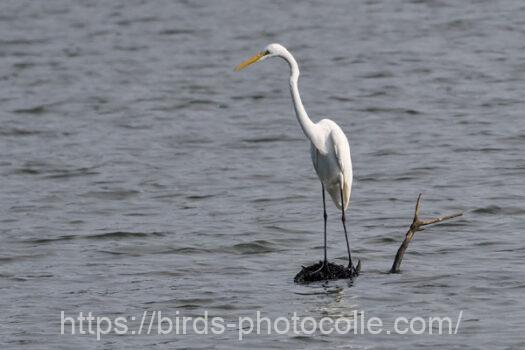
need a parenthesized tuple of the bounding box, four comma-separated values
(1, 0, 524, 348)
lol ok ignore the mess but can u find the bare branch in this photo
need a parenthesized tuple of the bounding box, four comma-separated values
(390, 194, 462, 273)
(419, 212, 463, 226)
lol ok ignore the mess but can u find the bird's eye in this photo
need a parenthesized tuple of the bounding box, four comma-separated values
(264, 50, 270, 55)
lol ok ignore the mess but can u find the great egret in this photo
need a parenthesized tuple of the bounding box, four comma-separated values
(235, 43, 356, 274)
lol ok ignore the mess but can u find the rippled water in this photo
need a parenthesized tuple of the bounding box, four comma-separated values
(1, 0, 524, 348)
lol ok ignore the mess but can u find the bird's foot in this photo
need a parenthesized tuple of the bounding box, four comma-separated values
(294, 260, 359, 283)
(307, 260, 335, 280)
(347, 258, 361, 276)
(312, 260, 331, 276)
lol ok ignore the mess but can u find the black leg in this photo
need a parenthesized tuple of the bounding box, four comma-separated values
(311, 184, 330, 276)
(340, 186, 353, 268)
(322, 184, 327, 264)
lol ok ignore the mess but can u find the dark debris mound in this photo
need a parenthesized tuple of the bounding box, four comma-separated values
(294, 260, 360, 284)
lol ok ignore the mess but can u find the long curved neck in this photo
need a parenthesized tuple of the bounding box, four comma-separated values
(280, 50, 322, 149)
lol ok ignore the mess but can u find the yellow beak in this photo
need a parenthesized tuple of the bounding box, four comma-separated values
(234, 51, 265, 72)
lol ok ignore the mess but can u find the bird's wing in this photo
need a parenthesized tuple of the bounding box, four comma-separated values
(330, 129, 351, 177)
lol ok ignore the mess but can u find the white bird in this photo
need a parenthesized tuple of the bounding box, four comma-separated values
(235, 43, 356, 273)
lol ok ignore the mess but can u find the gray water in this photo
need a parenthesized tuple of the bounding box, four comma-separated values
(1, 0, 524, 349)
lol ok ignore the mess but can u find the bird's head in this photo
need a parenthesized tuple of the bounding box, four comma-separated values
(234, 43, 288, 71)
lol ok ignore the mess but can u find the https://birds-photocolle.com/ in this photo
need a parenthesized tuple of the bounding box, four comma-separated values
(235, 43, 358, 279)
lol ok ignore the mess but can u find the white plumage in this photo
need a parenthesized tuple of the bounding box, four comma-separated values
(235, 43, 355, 269)
(310, 119, 352, 210)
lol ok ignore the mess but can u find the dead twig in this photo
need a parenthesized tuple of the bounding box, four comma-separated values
(390, 193, 462, 273)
